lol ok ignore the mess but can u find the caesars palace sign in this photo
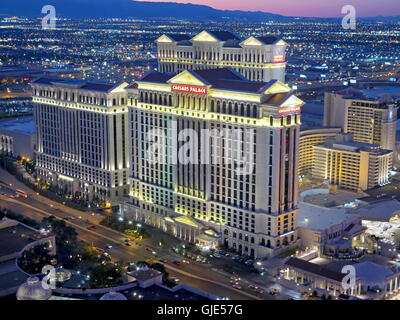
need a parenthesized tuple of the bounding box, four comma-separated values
(171, 84, 207, 94)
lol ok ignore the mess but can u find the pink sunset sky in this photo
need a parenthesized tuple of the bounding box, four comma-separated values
(136, 0, 400, 17)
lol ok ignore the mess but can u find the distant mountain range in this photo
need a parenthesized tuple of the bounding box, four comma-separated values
(0, 0, 398, 21)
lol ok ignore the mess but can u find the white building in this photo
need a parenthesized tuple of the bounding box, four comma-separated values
(0, 117, 36, 160)
(31, 77, 130, 206)
(297, 202, 365, 255)
(122, 67, 305, 258)
(156, 30, 287, 83)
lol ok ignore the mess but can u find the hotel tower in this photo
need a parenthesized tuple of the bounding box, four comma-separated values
(123, 67, 304, 258)
(156, 30, 287, 83)
(31, 78, 130, 206)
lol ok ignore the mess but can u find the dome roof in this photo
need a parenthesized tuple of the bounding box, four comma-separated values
(16, 276, 52, 300)
(99, 291, 127, 300)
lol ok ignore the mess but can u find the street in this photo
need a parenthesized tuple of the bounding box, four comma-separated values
(0, 168, 299, 300)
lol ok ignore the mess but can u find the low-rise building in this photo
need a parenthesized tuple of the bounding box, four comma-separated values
(0, 117, 36, 159)
(297, 202, 365, 255)
(352, 262, 400, 295)
(279, 256, 362, 297)
(0, 218, 56, 298)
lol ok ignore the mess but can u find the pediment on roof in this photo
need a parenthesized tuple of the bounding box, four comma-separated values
(191, 30, 218, 42)
(168, 70, 208, 86)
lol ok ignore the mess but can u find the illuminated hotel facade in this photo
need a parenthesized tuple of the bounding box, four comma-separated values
(299, 127, 341, 177)
(324, 90, 398, 152)
(156, 30, 287, 83)
(122, 67, 305, 258)
(31, 78, 130, 206)
(312, 134, 392, 192)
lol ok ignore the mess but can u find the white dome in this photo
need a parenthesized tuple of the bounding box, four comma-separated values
(99, 291, 127, 300)
(16, 276, 52, 300)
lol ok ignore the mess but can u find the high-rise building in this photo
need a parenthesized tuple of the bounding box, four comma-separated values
(299, 127, 341, 177)
(324, 90, 398, 152)
(31, 78, 130, 206)
(156, 30, 287, 83)
(312, 133, 392, 192)
(122, 67, 305, 258)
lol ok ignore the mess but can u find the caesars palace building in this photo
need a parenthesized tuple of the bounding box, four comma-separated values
(156, 30, 287, 83)
(122, 67, 304, 258)
(32, 31, 305, 258)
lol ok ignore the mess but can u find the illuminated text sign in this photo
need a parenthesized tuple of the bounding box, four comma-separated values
(273, 55, 285, 63)
(171, 84, 207, 94)
(278, 105, 301, 114)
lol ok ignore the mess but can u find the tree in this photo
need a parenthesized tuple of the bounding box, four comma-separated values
(41, 216, 78, 267)
(19, 244, 54, 274)
(88, 261, 124, 288)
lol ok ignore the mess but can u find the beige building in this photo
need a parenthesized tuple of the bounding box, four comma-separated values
(299, 127, 341, 176)
(156, 30, 287, 83)
(122, 67, 305, 258)
(312, 133, 392, 192)
(324, 90, 397, 152)
(31, 78, 130, 206)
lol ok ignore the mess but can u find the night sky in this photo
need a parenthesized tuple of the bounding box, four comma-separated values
(137, 0, 400, 17)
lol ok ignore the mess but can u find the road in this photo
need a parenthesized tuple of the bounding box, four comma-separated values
(0, 167, 300, 300)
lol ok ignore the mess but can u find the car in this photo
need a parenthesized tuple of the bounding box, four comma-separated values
(159, 258, 167, 263)
(232, 255, 240, 260)
(173, 260, 181, 265)
(105, 244, 113, 249)
(213, 253, 221, 259)
(254, 289, 264, 294)
(245, 259, 254, 266)
(87, 225, 97, 230)
(146, 247, 153, 252)
(219, 251, 226, 256)
(269, 288, 280, 295)
(232, 284, 242, 290)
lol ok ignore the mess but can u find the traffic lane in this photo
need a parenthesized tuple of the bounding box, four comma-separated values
(0, 168, 98, 223)
(0, 196, 258, 300)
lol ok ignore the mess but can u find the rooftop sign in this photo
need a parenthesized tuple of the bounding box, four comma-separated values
(171, 84, 207, 94)
(278, 105, 301, 114)
(273, 55, 285, 63)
